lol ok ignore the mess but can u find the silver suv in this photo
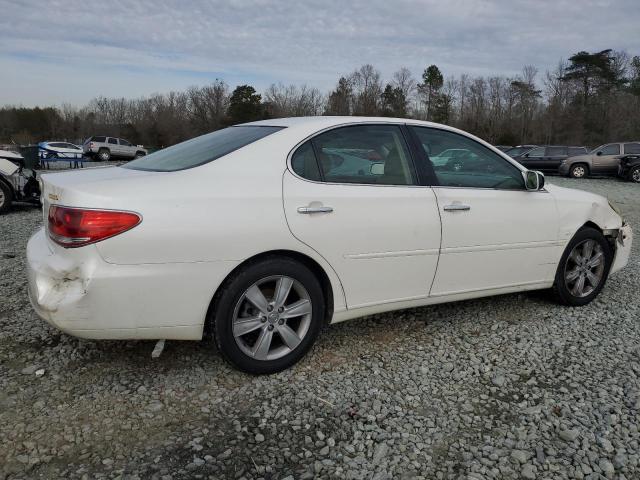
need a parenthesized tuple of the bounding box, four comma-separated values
(83, 136, 147, 161)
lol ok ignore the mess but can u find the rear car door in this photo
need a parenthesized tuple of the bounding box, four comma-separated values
(408, 126, 559, 296)
(283, 123, 442, 309)
(592, 143, 621, 173)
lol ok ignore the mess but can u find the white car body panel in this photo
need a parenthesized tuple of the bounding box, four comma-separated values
(26, 117, 632, 340)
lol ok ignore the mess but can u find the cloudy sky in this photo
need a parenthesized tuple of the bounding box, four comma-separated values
(1, 0, 639, 106)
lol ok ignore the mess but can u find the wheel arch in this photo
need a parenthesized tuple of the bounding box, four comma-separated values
(204, 249, 336, 338)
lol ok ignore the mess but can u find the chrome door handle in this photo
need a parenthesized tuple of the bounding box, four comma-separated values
(443, 204, 471, 212)
(297, 206, 334, 214)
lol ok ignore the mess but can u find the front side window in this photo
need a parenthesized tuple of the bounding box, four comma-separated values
(545, 146, 567, 156)
(599, 144, 620, 155)
(410, 127, 525, 189)
(624, 143, 640, 154)
(293, 125, 417, 185)
(119, 139, 132, 146)
(124, 126, 283, 172)
(525, 147, 545, 157)
(108, 138, 118, 145)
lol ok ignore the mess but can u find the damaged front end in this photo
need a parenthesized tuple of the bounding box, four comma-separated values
(0, 157, 41, 212)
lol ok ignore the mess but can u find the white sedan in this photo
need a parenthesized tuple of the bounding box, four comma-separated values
(38, 141, 83, 160)
(27, 117, 632, 373)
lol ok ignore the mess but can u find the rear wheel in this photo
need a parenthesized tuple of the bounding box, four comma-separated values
(628, 165, 640, 183)
(97, 149, 111, 161)
(569, 163, 588, 178)
(0, 181, 13, 214)
(211, 257, 324, 374)
(553, 228, 612, 306)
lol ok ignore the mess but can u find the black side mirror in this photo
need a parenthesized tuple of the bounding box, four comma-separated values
(596, 151, 602, 156)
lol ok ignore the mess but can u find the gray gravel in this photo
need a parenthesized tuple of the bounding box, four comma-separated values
(1, 176, 639, 480)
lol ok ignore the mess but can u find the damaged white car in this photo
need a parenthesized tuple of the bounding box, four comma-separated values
(27, 117, 632, 373)
(0, 151, 41, 214)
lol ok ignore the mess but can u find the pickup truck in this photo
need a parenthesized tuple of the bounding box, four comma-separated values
(83, 136, 147, 161)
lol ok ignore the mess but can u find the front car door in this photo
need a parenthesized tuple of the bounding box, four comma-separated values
(408, 126, 559, 296)
(543, 146, 568, 171)
(119, 139, 134, 158)
(592, 143, 621, 174)
(519, 146, 546, 170)
(283, 123, 442, 309)
(107, 137, 120, 157)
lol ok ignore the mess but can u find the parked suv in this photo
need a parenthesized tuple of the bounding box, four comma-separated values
(513, 146, 588, 172)
(83, 136, 147, 161)
(559, 142, 640, 178)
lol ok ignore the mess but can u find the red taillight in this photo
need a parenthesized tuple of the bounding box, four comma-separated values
(48, 206, 141, 248)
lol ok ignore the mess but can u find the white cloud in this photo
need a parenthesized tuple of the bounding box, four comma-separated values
(0, 0, 638, 105)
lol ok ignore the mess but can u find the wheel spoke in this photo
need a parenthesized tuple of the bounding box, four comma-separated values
(278, 324, 301, 350)
(569, 249, 582, 264)
(582, 240, 595, 259)
(244, 285, 270, 314)
(233, 316, 264, 337)
(252, 328, 273, 360)
(571, 275, 586, 296)
(273, 277, 293, 308)
(281, 299, 312, 319)
(585, 270, 600, 287)
(587, 252, 603, 268)
(565, 267, 581, 282)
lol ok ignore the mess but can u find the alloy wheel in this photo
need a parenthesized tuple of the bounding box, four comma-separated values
(572, 166, 585, 178)
(0, 188, 5, 207)
(632, 168, 640, 183)
(232, 275, 312, 361)
(564, 239, 605, 297)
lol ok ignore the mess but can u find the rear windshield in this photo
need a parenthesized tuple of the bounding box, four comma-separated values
(123, 126, 284, 172)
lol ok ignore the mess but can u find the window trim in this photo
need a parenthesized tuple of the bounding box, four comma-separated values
(405, 124, 528, 191)
(287, 122, 424, 188)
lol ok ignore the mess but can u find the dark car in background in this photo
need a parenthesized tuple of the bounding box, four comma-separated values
(618, 154, 640, 183)
(513, 146, 588, 173)
(504, 145, 537, 157)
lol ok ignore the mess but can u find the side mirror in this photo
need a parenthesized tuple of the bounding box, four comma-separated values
(370, 163, 385, 175)
(524, 170, 545, 190)
(523, 153, 529, 158)
(596, 151, 602, 156)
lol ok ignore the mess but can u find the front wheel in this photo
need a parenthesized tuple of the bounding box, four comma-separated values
(553, 228, 613, 306)
(210, 257, 324, 374)
(628, 165, 640, 183)
(0, 181, 13, 214)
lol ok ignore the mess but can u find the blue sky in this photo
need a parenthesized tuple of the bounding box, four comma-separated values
(1, 0, 639, 106)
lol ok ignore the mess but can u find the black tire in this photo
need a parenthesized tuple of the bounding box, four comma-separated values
(0, 181, 13, 214)
(628, 165, 640, 183)
(97, 149, 111, 161)
(210, 256, 324, 374)
(569, 163, 588, 178)
(134, 151, 145, 158)
(553, 227, 613, 306)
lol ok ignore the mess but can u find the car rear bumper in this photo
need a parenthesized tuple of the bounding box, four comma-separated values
(611, 223, 632, 275)
(27, 228, 237, 340)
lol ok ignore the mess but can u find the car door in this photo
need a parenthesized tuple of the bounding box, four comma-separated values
(592, 143, 621, 173)
(544, 146, 568, 171)
(107, 137, 120, 157)
(519, 146, 545, 170)
(283, 123, 442, 309)
(119, 139, 134, 158)
(408, 126, 559, 296)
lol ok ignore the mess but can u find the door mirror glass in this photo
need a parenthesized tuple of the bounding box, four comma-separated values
(370, 163, 385, 175)
(524, 170, 544, 190)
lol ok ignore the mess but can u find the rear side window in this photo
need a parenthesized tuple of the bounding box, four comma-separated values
(545, 146, 567, 156)
(291, 142, 321, 181)
(124, 126, 284, 172)
(624, 143, 640, 154)
(92, 136, 106, 143)
(568, 147, 587, 156)
(294, 125, 416, 185)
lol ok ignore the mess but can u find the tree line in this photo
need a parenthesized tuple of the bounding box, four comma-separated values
(1, 49, 639, 149)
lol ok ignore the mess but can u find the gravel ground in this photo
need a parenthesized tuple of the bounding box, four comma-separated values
(1, 176, 638, 480)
